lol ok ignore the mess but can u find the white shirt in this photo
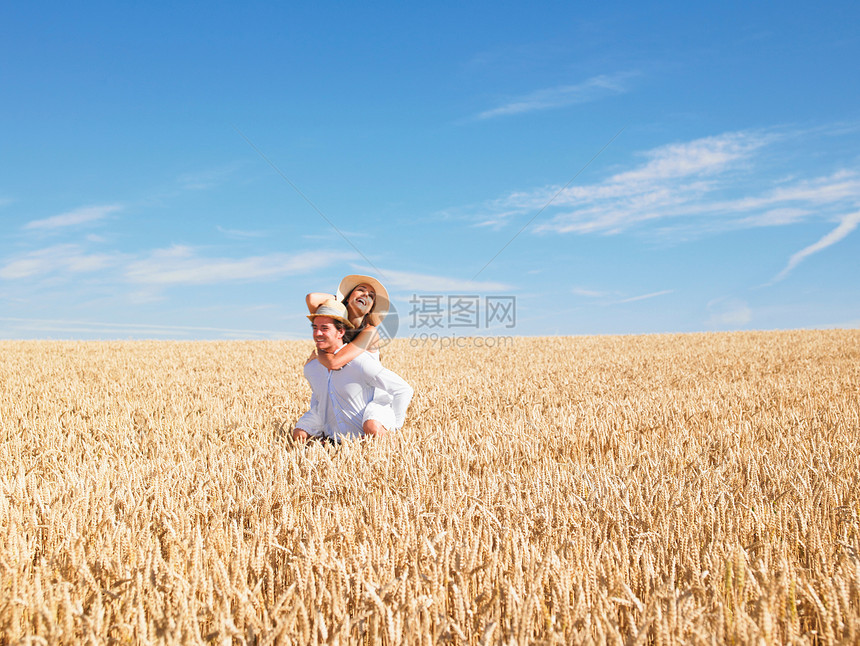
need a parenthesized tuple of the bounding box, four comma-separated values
(296, 348, 413, 442)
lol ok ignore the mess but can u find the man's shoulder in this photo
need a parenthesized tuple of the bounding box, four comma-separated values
(341, 351, 383, 376)
(303, 358, 325, 377)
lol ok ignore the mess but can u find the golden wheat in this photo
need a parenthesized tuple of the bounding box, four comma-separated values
(1, 330, 858, 644)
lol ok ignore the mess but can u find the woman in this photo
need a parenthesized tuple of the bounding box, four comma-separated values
(305, 274, 389, 370)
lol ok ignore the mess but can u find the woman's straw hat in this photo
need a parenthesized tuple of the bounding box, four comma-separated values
(307, 300, 355, 328)
(336, 275, 389, 321)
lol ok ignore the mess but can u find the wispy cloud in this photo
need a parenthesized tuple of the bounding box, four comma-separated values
(460, 130, 860, 272)
(475, 73, 633, 120)
(617, 132, 766, 183)
(302, 230, 372, 241)
(1, 243, 351, 292)
(467, 131, 772, 230)
(572, 286, 608, 298)
(535, 131, 775, 234)
(125, 245, 348, 286)
(0, 316, 292, 339)
(0, 244, 120, 279)
(365, 267, 511, 293)
(24, 204, 122, 231)
(570, 286, 673, 305)
(613, 289, 674, 304)
(177, 163, 244, 191)
(769, 210, 860, 284)
(706, 297, 752, 328)
(217, 225, 266, 239)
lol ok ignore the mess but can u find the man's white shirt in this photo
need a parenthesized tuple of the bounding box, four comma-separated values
(296, 350, 413, 442)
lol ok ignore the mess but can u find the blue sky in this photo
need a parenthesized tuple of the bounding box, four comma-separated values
(2, 2, 858, 339)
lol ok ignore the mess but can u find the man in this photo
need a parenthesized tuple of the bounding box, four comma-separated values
(293, 300, 413, 443)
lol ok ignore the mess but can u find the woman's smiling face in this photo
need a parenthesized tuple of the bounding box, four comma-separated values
(346, 283, 375, 318)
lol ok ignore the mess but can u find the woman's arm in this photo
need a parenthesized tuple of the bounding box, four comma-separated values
(306, 292, 337, 313)
(370, 367, 413, 430)
(316, 325, 380, 370)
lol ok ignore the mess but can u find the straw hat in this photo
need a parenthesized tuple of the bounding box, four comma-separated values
(336, 275, 389, 321)
(307, 300, 354, 328)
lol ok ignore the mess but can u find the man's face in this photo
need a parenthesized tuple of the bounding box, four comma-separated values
(311, 316, 345, 353)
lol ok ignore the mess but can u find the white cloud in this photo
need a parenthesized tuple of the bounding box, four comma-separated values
(217, 225, 265, 239)
(365, 267, 511, 293)
(572, 286, 608, 298)
(0, 316, 290, 339)
(475, 73, 633, 120)
(715, 170, 860, 216)
(176, 163, 244, 191)
(769, 211, 860, 284)
(736, 208, 810, 227)
(762, 170, 860, 205)
(301, 229, 372, 241)
(24, 204, 122, 231)
(458, 130, 860, 254)
(127, 289, 166, 304)
(1, 243, 351, 295)
(0, 244, 119, 279)
(125, 245, 348, 285)
(463, 131, 770, 233)
(706, 298, 752, 328)
(615, 132, 768, 184)
(613, 289, 674, 304)
(534, 131, 774, 234)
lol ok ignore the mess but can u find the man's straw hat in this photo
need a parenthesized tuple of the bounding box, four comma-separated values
(336, 275, 389, 321)
(307, 300, 354, 328)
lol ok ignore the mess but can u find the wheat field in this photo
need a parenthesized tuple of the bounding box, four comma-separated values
(1, 330, 858, 644)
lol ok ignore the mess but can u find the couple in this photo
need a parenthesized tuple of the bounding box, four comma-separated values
(292, 275, 413, 444)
